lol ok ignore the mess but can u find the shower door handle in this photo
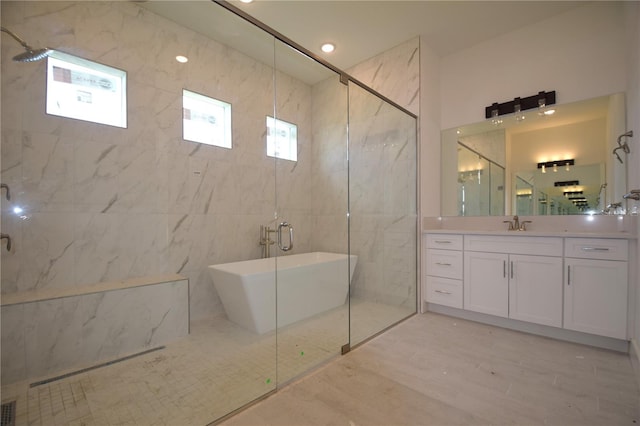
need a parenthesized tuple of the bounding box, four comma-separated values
(277, 222, 293, 252)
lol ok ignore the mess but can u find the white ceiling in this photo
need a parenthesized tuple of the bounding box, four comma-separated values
(228, 0, 588, 70)
(141, 0, 589, 84)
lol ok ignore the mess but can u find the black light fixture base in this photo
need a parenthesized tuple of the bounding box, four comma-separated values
(485, 90, 556, 119)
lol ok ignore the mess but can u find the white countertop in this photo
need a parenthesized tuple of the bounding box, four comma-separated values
(422, 229, 635, 239)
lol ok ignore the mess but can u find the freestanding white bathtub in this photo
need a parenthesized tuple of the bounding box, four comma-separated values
(208, 252, 357, 334)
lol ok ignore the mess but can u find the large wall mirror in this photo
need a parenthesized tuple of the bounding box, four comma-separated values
(441, 93, 627, 216)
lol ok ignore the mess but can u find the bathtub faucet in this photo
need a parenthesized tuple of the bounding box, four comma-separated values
(259, 225, 276, 258)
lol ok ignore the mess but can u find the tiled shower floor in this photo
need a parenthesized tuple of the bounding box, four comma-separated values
(0, 299, 413, 426)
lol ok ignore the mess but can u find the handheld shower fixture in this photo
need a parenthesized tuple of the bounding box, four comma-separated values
(613, 130, 634, 164)
(617, 131, 633, 151)
(1, 26, 51, 62)
(613, 146, 624, 164)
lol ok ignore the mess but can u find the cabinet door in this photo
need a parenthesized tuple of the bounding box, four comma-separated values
(509, 255, 563, 327)
(464, 251, 508, 317)
(564, 258, 628, 339)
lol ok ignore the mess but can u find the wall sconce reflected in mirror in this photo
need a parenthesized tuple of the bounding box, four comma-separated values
(514, 97, 525, 122)
(490, 108, 502, 126)
(538, 159, 574, 173)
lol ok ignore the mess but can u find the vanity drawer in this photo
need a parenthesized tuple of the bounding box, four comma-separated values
(426, 234, 463, 251)
(425, 276, 463, 309)
(426, 249, 463, 279)
(564, 238, 628, 261)
(464, 235, 563, 257)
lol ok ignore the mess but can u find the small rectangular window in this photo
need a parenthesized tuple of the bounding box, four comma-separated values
(266, 116, 297, 161)
(46, 51, 127, 128)
(183, 89, 232, 149)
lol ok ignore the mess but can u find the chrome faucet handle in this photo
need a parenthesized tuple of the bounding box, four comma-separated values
(503, 220, 514, 231)
(519, 221, 532, 231)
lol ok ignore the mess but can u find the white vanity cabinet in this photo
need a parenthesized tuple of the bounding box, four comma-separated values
(563, 238, 628, 339)
(463, 235, 563, 327)
(424, 234, 463, 309)
(463, 251, 508, 317)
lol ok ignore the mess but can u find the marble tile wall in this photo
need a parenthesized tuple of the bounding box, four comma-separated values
(0, 1, 316, 321)
(1, 278, 188, 385)
(1, 1, 418, 330)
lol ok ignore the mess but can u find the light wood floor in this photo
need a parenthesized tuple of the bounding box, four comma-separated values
(221, 312, 640, 426)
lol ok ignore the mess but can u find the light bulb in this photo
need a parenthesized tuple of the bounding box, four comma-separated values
(321, 43, 335, 53)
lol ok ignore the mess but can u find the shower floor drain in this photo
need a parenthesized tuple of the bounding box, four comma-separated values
(1, 401, 16, 426)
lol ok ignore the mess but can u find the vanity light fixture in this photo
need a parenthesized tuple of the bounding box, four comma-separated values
(485, 90, 556, 119)
(554, 180, 580, 187)
(538, 159, 574, 173)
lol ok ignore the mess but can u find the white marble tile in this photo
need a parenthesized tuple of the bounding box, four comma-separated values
(0, 304, 26, 385)
(112, 138, 164, 214)
(119, 214, 169, 278)
(0, 212, 23, 294)
(167, 213, 217, 274)
(185, 266, 224, 322)
(73, 213, 121, 286)
(19, 212, 75, 291)
(73, 140, 119, 214)
(20, 279, 188, 382)
(21, 131, 74, 213)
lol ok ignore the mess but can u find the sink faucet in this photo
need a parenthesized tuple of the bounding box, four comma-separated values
(512, 215, 520, 230)
(503, 215, 532, 231)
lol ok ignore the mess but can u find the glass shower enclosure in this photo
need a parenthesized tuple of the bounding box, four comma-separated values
(0, 1, 418, 424)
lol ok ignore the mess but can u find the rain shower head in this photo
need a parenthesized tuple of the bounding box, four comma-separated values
(12, 47, 51, 62)
(1, 26, 51, 62)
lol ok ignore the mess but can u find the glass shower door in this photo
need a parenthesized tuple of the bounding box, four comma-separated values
(272, 40, 350, 385)
(347, 83, 418, 347)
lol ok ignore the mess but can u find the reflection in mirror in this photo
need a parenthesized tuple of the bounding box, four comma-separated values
(442, 93, 627, 216)
(457, 142, 505, 216)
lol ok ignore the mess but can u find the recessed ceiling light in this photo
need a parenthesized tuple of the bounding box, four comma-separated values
(321, 43, 335, 53)
(176, 55, 188, 63)
(239, 0, 253, 3)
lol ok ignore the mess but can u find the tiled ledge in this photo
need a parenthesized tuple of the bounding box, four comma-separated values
(1, 273, 186, 307)
(1, 274, 189, 386)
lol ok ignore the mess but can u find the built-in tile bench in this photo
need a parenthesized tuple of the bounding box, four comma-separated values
(1, 274, 189, 386)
